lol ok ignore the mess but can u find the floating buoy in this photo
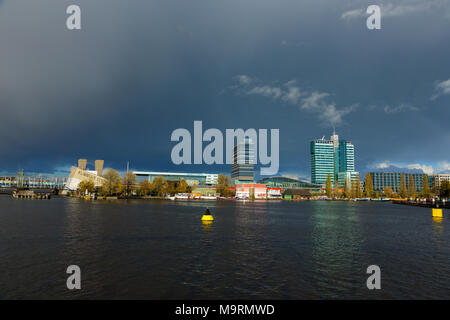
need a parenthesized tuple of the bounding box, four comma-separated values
(201, 215, 214, 221)
(432, 208, 443, 217)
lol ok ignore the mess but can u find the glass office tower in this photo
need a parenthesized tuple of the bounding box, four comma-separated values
(311, 132, 357, 187)
(231, 137, 255, 184)
(310, 138, 335, 185)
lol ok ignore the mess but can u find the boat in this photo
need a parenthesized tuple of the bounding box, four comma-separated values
(200, 196, 217, 200)
(175, 193, 190, 200)
(357, 198, 371, 201)
(372, 198, 390, 202)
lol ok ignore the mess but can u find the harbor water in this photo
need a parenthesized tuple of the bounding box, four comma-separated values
(0, 196, 448, 299)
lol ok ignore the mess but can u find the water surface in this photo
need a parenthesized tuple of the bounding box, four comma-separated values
(0, 196, 448, 299)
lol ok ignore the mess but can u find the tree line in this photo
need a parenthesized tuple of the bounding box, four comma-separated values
(77, 171, 236, 197)
(325, 173, 449, 199)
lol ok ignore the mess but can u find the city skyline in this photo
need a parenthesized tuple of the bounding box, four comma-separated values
(0, 0, 449, 180)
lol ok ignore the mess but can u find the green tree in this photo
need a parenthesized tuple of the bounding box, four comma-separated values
(408, 173, 416, 198)
(326, 174, 332, 198)
(101, 169, 121, 195)
(399, 173, 407, 198)
(151, 176, 168, 196)
(78, 179, 95, 194)
(421, 175, 430, 198)
(439, 180, 450, 199)
(364, 173, 373, 198)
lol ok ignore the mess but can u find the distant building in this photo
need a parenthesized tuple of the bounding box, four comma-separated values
(65, 159, 106, 191)
(311, 131, 358, 187)
(134, 171, 218, 186)
(267, 187, 282, 199)
(310, 138, 335, 185)
(370, 172, 427, 193)
(235, 184, 266, 199)
(429, 174, 450, 188)
(283, 189, 312, 200)
(231, 137, 255, 184)
(258, 176, 322, 192)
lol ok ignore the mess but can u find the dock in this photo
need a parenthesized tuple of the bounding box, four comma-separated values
(12, 190, 51, 199)
(392, 200, 449, 209)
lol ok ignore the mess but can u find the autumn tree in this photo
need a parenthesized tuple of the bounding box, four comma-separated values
(421, 175, 430, 198)
(122, 171, 138, 196)
(216, 173, 232, 197)
(101, 169, 121, 195)
(399, 173, 407, 198)
(138, 180, 152, 196)
(383, 186, 393, 198)
(353, 173, 362, 198)
(344, 177, 351, 199)
(364, 173, 373, 198)
(439, 180, 450, 199)
(325, 174, 332, 198)
(78, 179, 95, 194)
(151, 176, 168, 196)
(408, 174, 416, 198)
(176, 179, 189, 193)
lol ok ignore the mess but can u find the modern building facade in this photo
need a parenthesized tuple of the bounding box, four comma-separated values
(134, 171, 218, 186)
(429, 174, 450, 188)
(311, 132, 358, 187)
(231, 137, 255, 184)
(370, 172, 427, 192)
(258, 176, 322, 192)
(310, 138, 335, 185)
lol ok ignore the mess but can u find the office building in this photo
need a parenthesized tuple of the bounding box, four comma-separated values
(370, 172, 427, 192)
(311, 132, 358, 187)
(231, 137, 255, 184)
(429, 174, 450, 188)
(310, 138, 335, 185)
(258, 176, 322, 192)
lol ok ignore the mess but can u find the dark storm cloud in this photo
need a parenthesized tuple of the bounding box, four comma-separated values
(0, 0, 449, 177)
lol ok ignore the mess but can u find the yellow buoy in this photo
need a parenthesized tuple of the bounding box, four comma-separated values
(201, 215, 214, 221)
(432, 208, 443, 217)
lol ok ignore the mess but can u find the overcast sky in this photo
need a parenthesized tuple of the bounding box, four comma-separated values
(0, 0, 449, 180)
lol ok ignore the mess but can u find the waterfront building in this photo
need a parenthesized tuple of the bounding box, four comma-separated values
(134, 171, 218, 186)
(235, 183, 266, 199)
(258, 176, 322, 192)
(231, 137, 255, 184)
(310, 138, 335, 185)
(429, 174, 450, 188)
(267, 187, 282, 199)
(310, 132, 358, 187)
(191, 185, 218, 197)
(65, 159, 106, 191)
(283, 189, 312, 200)
(370, 172, 427, 193)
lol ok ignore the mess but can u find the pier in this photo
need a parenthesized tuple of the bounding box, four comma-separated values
(392, 200, 449, 209)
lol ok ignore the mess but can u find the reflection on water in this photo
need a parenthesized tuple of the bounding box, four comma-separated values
(202, 220, 213, 231)
(0, 196, 448, 299)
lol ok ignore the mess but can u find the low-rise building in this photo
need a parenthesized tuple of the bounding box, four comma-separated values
(267, 187, 282, 199)
(235, 184, 267, 199)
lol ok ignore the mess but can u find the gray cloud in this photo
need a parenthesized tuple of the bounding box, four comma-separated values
(431, 77, 450, 100)
(235, 77, 357, 127)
